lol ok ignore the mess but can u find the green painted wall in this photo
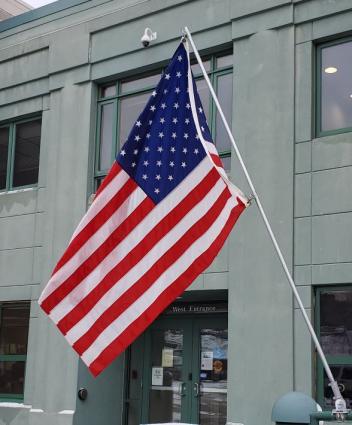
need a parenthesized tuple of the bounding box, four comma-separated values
(0, 0, 351, 424)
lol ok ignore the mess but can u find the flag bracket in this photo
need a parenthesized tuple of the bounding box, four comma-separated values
(183, 26, 349, 420)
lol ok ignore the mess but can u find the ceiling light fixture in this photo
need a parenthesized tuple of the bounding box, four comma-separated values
(324, 67, 338, 74)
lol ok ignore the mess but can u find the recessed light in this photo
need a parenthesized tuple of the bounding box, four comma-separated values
(324, 67, 337, 74)
(349, 94, 352, 99)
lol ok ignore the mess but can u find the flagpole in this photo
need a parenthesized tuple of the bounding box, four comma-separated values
(183, 26, 348, 417)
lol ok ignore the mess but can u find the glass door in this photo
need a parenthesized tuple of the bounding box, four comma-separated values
(137, 315, 228, 425)
(192, 319, 228, 425)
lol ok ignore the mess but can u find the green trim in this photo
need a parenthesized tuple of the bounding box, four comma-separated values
(0, 394, 24, 401)
(315, 285, 352, 408)
(0, 116, 42, 192)
(0, 355, 26, 361)
(316, 37, 352, 138)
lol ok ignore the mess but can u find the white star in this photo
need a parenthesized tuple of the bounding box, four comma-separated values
(160, 117, 165, 124)
(176, 71, 182, 78)
(133, 149, 138, 155)
(134, 135, 140, 141)
(146, 133, 151, 139)
(131, 162, 136, 167)
(158, 132, 164, 138)
(172, 117, 178, 124)
(168, 175, 173, 181)
(171, 133, 177, 139)
(164, 89, 168, 94)
(154, 188, 160, 194)
(170, 146, 176, 153)
(201, 126, 205, 132)
(120, 150, 126, 156)
(177, 55, 183, 62)
(174, 102, 179, 109)
(184, 133, 189, 139)
(186, 103, 191, 109)
(150, 105, 156, 112)
(156, 160, 162, 166)
(155, 174, 161, 180)
(149, 120, 153, 125)
(175, 87, 180, 94)
(183, 147, 187, 154)
(165, 74, 170, 80)
(198, 107, 203, 113)
(194, 148, 199, 154)
(143, 160, 149, 166)
(161, 103, 167, 109)
(142, 174, 148, 180)
(181, 162, 186, 168)
(144, 146, 150, 152)
(169, 161, 175, 167)
(136, 120, 142, 127)
(157, 146, 163, 152)
(195, 134, 199, 139)
(152, 90, 157, 97)
(185, 118, 190, 124)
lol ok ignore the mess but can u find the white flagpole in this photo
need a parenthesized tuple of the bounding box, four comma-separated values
(183, 26, 348, 417)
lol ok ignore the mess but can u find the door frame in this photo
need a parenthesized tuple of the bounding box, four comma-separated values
(139, 314, 228, 424)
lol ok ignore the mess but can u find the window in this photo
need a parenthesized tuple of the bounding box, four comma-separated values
(95, 52, 233, 189)
(0, 117, 42, 191)
(317, 38, 352, 136)
(0, 302, 30, 400)
(316, 287, 352, 409)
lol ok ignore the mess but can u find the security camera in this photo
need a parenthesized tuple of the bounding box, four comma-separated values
(141, 28, 157, 47)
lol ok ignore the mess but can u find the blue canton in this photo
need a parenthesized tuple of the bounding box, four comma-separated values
(117, 43, 214, 204)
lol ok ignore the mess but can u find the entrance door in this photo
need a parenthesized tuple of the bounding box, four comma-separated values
(138, 315, 228, 425)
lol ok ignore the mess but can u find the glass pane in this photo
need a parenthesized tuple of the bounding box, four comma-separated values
(191, 59, 211, 77)
(0, 361, 25, 395)
(0, 304, 30, 355)
(199, 328, 228, 425)
(321, 41, 352, 132)
(323, 365, 352, 409)
(195, 79, 210, 122)
(119, 92, 151, 144)
(320, 289, 352, 355)
(101, 85, 116, 98)
(99, 103, 115, 171)
(217, 54, 233, 69)
(149, 329, 183, 423)
(121, 73, 160, 94)
(13, 119, 41, 188)
(215, 73, 233, 154)
(0, 127, 9, 190)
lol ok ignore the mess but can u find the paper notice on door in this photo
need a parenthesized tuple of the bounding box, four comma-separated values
(152, 367, 163, 386)
(162, 348, 173, 367)
(201, 351, 213, 370)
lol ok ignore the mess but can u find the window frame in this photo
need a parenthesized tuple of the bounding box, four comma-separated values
(316, 37, 352, 138)
(0, 301, 30, 401)
(0, 115, 42, 192)
(94, 51, 233, 190)
(315, 285, 352, 409)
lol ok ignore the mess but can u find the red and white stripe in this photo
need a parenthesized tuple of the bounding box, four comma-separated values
(38, 154, 245, 375)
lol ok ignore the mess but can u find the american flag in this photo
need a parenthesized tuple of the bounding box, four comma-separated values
(38, 42, 247, 376)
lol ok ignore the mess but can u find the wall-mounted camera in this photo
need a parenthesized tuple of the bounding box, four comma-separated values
(141, 28, 157, 47)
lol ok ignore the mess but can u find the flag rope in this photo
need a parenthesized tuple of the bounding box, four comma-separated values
(183, 26, 348, 417)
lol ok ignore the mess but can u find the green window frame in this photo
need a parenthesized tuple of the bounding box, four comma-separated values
(0, 301, 31, 401)
(316, 37, 352, 137)
(94, 51, 233, 190)
(315, 286, 352, 409)
(0, 116, 42, 192)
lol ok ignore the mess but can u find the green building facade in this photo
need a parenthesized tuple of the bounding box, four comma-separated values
(0, 0, 352, 424)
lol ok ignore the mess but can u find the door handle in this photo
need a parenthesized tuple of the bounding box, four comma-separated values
(193, 382, 199, 397)
(178, 382, 186, 397)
